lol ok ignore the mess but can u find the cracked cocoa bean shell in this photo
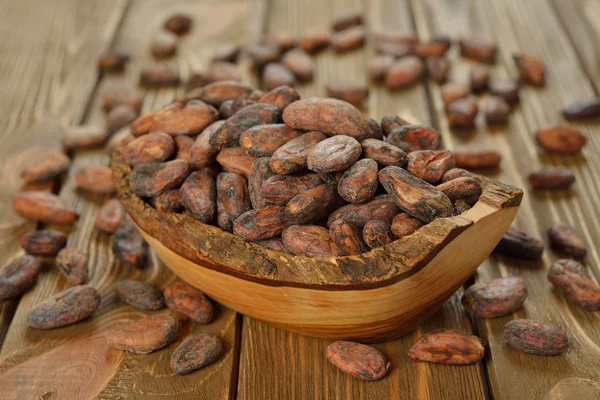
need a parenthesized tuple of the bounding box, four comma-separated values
(261, 173, 323, 205)
(240, 124, 303, 157)
(115, 279, 165, 310)
(362, 220, 393, 249)
(307, 135, 362, 173)
(95, 199, 125, 234)
(56, 248, 88, 286)
(21, 153, 70, 184)
(270, 131, 327, 174)
(406, 150, 455, 184)
(548, 223, 587, 259)
(548, 259, 600, 311)
(112, 217, 148, 268)
(282, 225, 340, 257)
(326, 341, 389, 381)
(337, 159, 378, 204)
(328, 194, 399, 227)
(128, 159, 190, 197)
(0, 255, 41, 301)
(329, 219, 369, 256)
(408, 329, 485, 364)
(123, 132, 175, 166)
(504, 319, 568, 356)
(106, 313, 179, 354)
(210, 103, 280, 149)
(164, 281, 213, 323)
(171, 332, 223, 374)
(216, 172, 251, 232)
(462, 277, 527, 318)
(13, 191, 78, 225)
(493, 226, 544, 260)
(180, 170, 217, 223)
(21, 229, 67, 257)
(233, 205, 289, 241)
(27, 285, 101, 329)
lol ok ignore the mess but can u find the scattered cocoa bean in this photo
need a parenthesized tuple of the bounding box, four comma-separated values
(535, 126, 586, 154)
(470, 65, 490, 93)
(263, 63, 295, 90)
(189, 120, 224, 168)
(562, 97, 600, 121)
(409, 329, 485, 364)
(459, 37, 497, 63)
(337, 159, 379, 204)
(106, 313, 179, 354)
(328, 194, 399, 227)
(164, 13, 192, 35)
(261, 173, 322, 205)
(13, 191, 78, 225)
(180, 170, 217, 223)
(212, 44, 240, 63)
(494, 226, 544, 260)
(331, 26, 365, 53)
(329, 219, 369, 255)
(216, 172, 252, 232)
(21, 153, 70, 184)
(55, 248, 88, 286)
(436, 176, 481, 203)
(208, 61, 241, 83)
(426, 56, 450, 84)
(385, 56, 424, 90)
(186, 72, 210, 92)
(139, 66, 180, 87)
(115, 280, 165, 310)
(275, 32, 296, 51)
(368, 54, 394, 82)
(240, 124, 303, 157)
(154, 189, 184, 213)
(446, 97, 479, 129)
(128, 159, 190, 197)
(216, 147, 257, 177)
(98, 49, 129, 73)
(548, 222, 586, 259)
(548, 259, 600, 311)
(112, 217, 148, 268)
(386, 125, 441, 152)
(375, 40, 414, 58)
(453, 150, 501, 170)
(513, 54, 545, 86)
(233, 205, 289, 240)
(107, 105, 137, 135)
(95, 199, 125, 234)
(373, 30, 418, 45)
(132, 102, 219, 137)
(285, 184, 341, 224)
(281, 49, 315, 82)
(484, 96, 511, 125)
(75, 166, 115, 195)
(504, 319, 568, 356)
(362, 220, 393, 249)
(104, 88, 143, 112)
(63, 125, 108, 150)
(164, 281, 214, 323)
(390, 213, 423, 238)
(332, 12, 363, 31)
(21, 229, 67, 257)
(326, 341, 389, 381)
(27, 285, 101, 329)
(415, 38, 450, 58)
(171, 332, 223, 374)
(490, 78, 520, 105)
(270, 131, 327, 174)
(246, 38, 281, 67)
(462, 277, 527, 318)
(186, 81, 254, 107)
(307, 135, 362, 173)
(282, 225, 340, 257)
(0, 255, 41, 301)
(441, 82, 469, 106)
(299, 29, 330, 53)
(326, 82, 369, 106)
(407, 150, 455, 184)
(150, 30, 177, 58)
(529, 167, 575, 190)
(210, 103, 280, 149)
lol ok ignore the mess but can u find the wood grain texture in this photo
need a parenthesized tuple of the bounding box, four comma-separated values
(411, 0, 600, 399)
(237, 0, 487, 397)
(0, 0, 265, 398)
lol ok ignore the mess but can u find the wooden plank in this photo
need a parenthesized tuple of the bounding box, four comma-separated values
(0, 0, 129, 347)
(0, 0, 266, 398)
(237, 0, 488, 398)
(410, 0, 600, 398)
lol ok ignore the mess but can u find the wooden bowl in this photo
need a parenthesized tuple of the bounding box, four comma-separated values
(112, 145, 522, 342)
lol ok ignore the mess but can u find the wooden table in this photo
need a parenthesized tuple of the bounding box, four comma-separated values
(1, 0, 599, 398)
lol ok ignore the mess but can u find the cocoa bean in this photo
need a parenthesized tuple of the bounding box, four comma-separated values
(415, 38, 450, 58)
(484, 96, 511, 125)
(368, 54, 394, 82)
(436, 176, 481, 203)
(139, 66, 180, 87)
(379, 166, 453, 223)
(95, 199, 125, 234)
(216, 172, 251, 232)
(113, 217, 148, 268)
(128, 159, 190, 197)
(385, 56, 424, 90)
(189, 120, 225, 168)
(103, 88, 143, 112)
(326, 341, 389, 381)
(13, 191, 78, 225)
(164, 13, 192, 35)
(75, 166, 115, 195)
(164, 281, 214, 323)
(107, 105, 137, 135)
(208, 61, 241, 83)
(490, 78, 520, 105)
(210, 103, 280, 149)
(154, 189, 184, 213)
(535, 126, 586, 154)
(63, 125, 108, 150)
(27, 285, 101, 329)
(441, 168, 472, 183)
(261, 173, 322, 205)
(408, 329, 485, 364)
(270, 131, 327, 174)
(529, 167, 575, 190)
(150, 30, 177, 58)
(329, 219, 369, 255)
(240, 124, 303, 157)
(513, 54, 545, 86)
(325, 83, 369, 106)
(124, 132, 175, 166)
(548, 222, 586, 258)
(504, 319, 568, 356)
(56, 248, 88, 286)
(362, 220, 393, 249)
(307, 135, 362, 173)
(365, 118, 384, 140)
(407, 150, 455, 184)
(375, 40, 414, 58)
(21, 229, 67, 257)
(234, 205, 289, 240)
(248, 158, 276, 209)
(426, 56, 450, 84)
(390, 213, 423, 238)
(283, 98, 371, 140)
(106, 313, 179, 354)
(562, 97, 600, 121)
(246, 38, 281, 66)
(441, 82, 469, 106)
(318, 171, 343, 185)
(115, 280, 165, 310)
(212, 44, 240, 63)
(299, 29, 329, 53)
(106, 127, 134, 154)
(453, 150, 501, 170)
(21, 153, 70, 184)
(255, 238, 291, 254)
(459, 37, 497, 63)
(332, 12, 363, 31)
(180, 170, 217, 223)
(98, 49, 129, 73)
(174, 135, 194, 163)
(0, 255, 41, 301)
(548, 259, 600, 311)
(282, 49, 315, 82)
(275, 32, 296, 51)
(282, 225, 340, 257)
(494, 226, 544, 260)
(258, 85, 300, 112)
(381, 115, 411, 136)
(373, 30, 418, 45)
(462, 277, 527, 318)
(285, 184, 341, 224)
(216, 147, 257, 177)
(171, 332, 223, 374)
(446, 97, 479, 129)
(263, 63, 295, 91)
(331, 26, 365, 53)
(131, 102, 218, 137)
(470, 65, 490, 93)
(386, 125, 441, 152)
(186, 81, 254, 107)
(328, 194, 399, 227)
(337, 159, 378, 203)
(219, 98, 256, 119)
(186, 72, 210, 92)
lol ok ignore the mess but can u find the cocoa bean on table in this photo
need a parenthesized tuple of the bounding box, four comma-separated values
(326, 341, 389, 381)
(331, 26, 366, 53)
(246, 38, 281, 67)
(535, 126, 586, 154)
(331, 12, 363, 32)
(75, 166, 116, 195)
(27, 285, 101, 329)
(63, 125, 108, 150)
(548, 259, 600, 311)
(103, 88, 143, 113)
(263, 63, 295, 91)
(0, 255, 41, 301)
(462, 277, 528, 318)
(513, 53, 545, 86)
(106, 313, 179, 354)
(112, 217, 148, 268)
(426, 56, 451, 84)
(459, 37, 497, 63)
(325, 82, 369, 106)
(98, 49, 130, 73)
(548, 222, 587, 259)
(504, 319, 568, 356)
(13, 191, 78, 225)
(441, 82, 469, 106)
(299, 29, 330, 53)
(186, 81, 254, 107)
(385, 56, 424, 90)
(21, 229, 67, 257)
(164, 281, 213, 323)
(529, 167, 575, 190)
(171, 332, 223, 374)
(139, 66, 180, 87)
(408, 329, 485, 364)
(95, 199, 125, 234)
(493, 226, 544, 260)
(56, 248, 88, 286)
(470, 65, 490, 93)
(115, 279, 165, 311)
(208, 61, 241, 83)
(212, 44, 240, 64)
(21, 153, 70, 185)
(164, 13, 192, 35)
(150, 30, 177, 58)
(562, 97, 600, 121)
(484, 96, 511, 125)
(282, 49, 315, 82)
(446, 97, 479, 129)
(369, 54, 394, 82)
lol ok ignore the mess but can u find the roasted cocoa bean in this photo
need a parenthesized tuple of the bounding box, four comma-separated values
(379, 166, 453, 223)
(490, 78, 520, 105)
(390, 213, 423, 238)
(27, 285, 101, 329)
(63, 125, 108, 150)
(13, 191, 78, 225)
(326, 341, 389, 381)
(75, 166, 115, 195)
(368, 54, 394, 82)
(0, 255, 41, 301)
(208, 61, 241, 83)
(329, 219, 369, 255)
(233, 205, 289, 240)
(408, 329, 485, 364)
(56, 248, 88, 286)
(123, 132, 175, 166)
(128, 159, 190, 197)
(164, 281, 214, 323)
(331, 26, 366, 53)
(494, 226, 544, 260)
(186, 81, 254, 107)
(282, 49, 315, 82)
(139, 66, 180, 87)
(513, 54, 545, 86)
(219, 98, 256, 119)
(212, 44, 240, 63)
(21, 229, 67, 257)
(21, 153, 70, 184)
(459, 37, 497, 63)
(258, 85, 300, 112)
(171, 332, 223, 374)
(131, 102, 218, 137)
(275, 32, 296, 51)
(446, 97, 479, 129)
(210, 103, 280, 149)
(103, 88, 143, 112)
(504, 319, 568, 356)
(365, 118, 384, 140)
(385, 56, 424, 90)
(332, 12, 363, 31)
(436, 176, 481, 203)
(441, 82, 469, 106)
(426, 56, 451, 84)
(282, 225, 340, 257)
(462, 277, 527, 318)
(484, 96, 511, 125)
(164, 13, 192, 35)
(263, 63, 295, 91)
(362, 220, 393, 249)
(240, 124, 303, 157)
(106, 313, 179, 354)
(285, 184, 341, 224)
(548, 222, 586, 258)
(248, 157, 276, 209)
(548, 259, 600, 311)
(337, 159, 378, 203)
(299, 29, 330, 53)
(106, 127, 134, 154)
(95, 199, 125, 234)
(562, 97, 600, 121)
(407, 150, 454, 184)
(246, 38, 281, 67)
(270, 131, 327, 174)
(326, 83, 369, 106)
(115, 280, 165, 310)
(441, 168, 472, 183)
(255, 238, 291, 253)
(261, 173, 322, 205)
(189, 120, 225, 168)
(381, 115, 411, 136)
(154, 189, 184, 213)
(180, 170, 217, 223)
(529, 167, 575, 190)
(150, 30, 177, 58)
(186, 72, 210, 92)
(216, 147, 257, 177)
(535, 126, 586, 154)
(328, 194, 399, 227)
(174, 135, 194, 163)
(386, 125, 441, 152)
(98, 49, 129, 73)
(307, 135, 362, 173)
(113, 217, 148, 268)
(453, 150, 501, 170)
(107, 105, 137, 135)
(470, 65, 490, 93)
(216, 172, 252, 232)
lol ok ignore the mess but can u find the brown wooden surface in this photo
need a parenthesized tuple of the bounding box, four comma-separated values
(1, 0, 600, 399)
